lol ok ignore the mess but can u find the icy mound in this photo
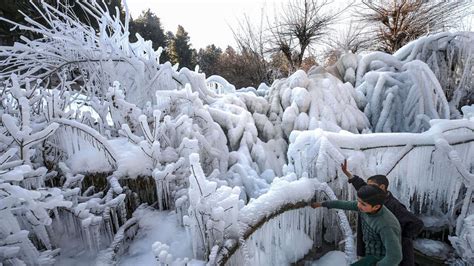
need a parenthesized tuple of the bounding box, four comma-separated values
(461, 105, 474, 119)
(287, 119, 473, 222)
(311, 250, 348, 266)
(395, 32, 473, 113)
(414, 238, 453, 260)
(355, 53, 449, 132)
(267, 70, 370, 136)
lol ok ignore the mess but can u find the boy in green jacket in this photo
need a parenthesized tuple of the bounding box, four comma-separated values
(311, 185, 402, 266)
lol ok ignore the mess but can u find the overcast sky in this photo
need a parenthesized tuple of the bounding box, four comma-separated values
(127, 0, 281, 50)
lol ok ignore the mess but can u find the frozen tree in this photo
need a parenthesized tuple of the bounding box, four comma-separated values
(117, 85, 230, 209)
(286, 118, 473, 251)
(0, 74, 59, 163)
(355, 52, 450, 132)
(394, 32, 474, 114)
(214, 177, 355, 265)
(0, 0, 473, 264)
(267, 69, 369, 135)
(449, 214, 474, 264)
(184, 153, 242, 260)
(0, 0, 182, 107)
(0, 181, 70, 264)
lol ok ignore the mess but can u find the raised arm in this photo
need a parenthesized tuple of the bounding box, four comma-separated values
(349, 175, 367, 191)
(341, 159, 367, 190)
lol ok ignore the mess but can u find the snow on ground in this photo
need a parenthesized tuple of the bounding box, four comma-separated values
(0, 1, 472, 264)
(118, 208, 196, 265)
(311, 250, 348, 266)
(55, 241, 97, 266)
(109, 138, 153, 178)
(414, 238, 453, 260)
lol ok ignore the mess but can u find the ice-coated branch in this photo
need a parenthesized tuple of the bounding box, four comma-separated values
(2, 113, 59, 162)
(186, 153, 242, 260)
(96, 217, 139, 265)
(52, 118, 117, 168)
(215, 178, 355, 265)
(0, 0, 184, 107)
(0, 148, 17, 165)
(288, 119, 474, 218)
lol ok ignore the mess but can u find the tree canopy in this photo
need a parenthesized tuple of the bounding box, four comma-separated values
(357, 0, 472, 53)
(168, 25, 197, 70)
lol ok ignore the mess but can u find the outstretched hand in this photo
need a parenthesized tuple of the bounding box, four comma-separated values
(341, 159, 353, 179)
(310, 202, 322, 208)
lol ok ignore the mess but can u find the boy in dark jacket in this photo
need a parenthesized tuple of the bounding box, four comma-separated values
(341, 160, 424, 266)
(312, 185, 402, 266)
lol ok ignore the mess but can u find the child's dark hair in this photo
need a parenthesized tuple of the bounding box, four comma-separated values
(357, 185, 386, 206)
(367, 174, 389, 188)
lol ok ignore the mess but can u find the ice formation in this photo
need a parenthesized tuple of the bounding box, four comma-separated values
(213, 177, 355, 265)
(413, 238, 453, 260)
(354, 53, 450, 132)
(185, 153, 241, 259)
(286, 118, 474, 264)
(267, 69, 370, 135)
(449, 214, 474, 264)
(206, 75, 236, 94)
(394, 32, 473, 114)
(288, 119, 473, 215)
(0, 0, 472, 265)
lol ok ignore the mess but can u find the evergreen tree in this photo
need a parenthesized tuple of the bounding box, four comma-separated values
(129, 9, 168, 61)
(168, 25, 196, 69)
(197, 44, 222, 76)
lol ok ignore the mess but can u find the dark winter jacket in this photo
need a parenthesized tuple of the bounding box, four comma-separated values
(349, 175, 424, 266)
(322, 200, 403, 266)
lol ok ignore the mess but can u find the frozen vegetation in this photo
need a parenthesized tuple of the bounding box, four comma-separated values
(0, 1, 472, 265)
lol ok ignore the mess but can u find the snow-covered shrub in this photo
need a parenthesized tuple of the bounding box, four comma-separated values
(267, 69, 370, 136)
(220, 177, 355, 265)
(394, 32, 473, 113)
(184, 153, 242, 260)
(0, 1, 182, 108)
(116, 85, 230, 210)
(0, 0, 472, 264)
(106, 82, 143, 135)
(206, 75, 236, 94)
(324, 52, 359, 86)
(0, 181, 70, 264)
(1, 75, 60, 164)
(355, 52, 450, 132)
(449, 214, 474, 264)
(0, 60, 125, 266)
(287, 119, 474, 239)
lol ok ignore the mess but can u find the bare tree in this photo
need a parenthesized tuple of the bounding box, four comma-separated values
(323, 20, 371, 65)
(358, 0, 473, 53)
(269, 0, 352, 72)
(230, 12, 271, 85)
